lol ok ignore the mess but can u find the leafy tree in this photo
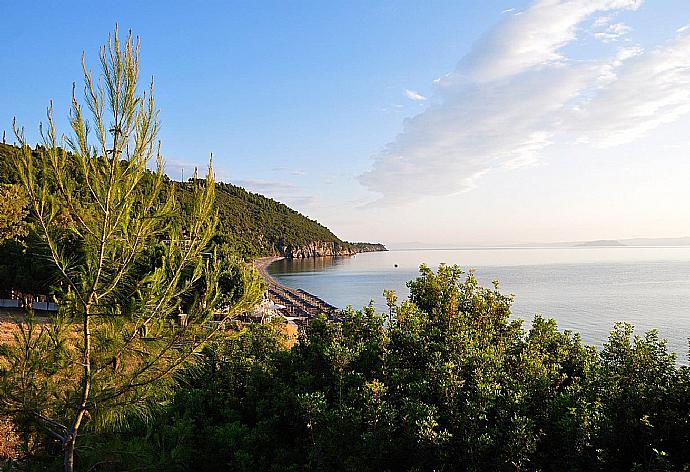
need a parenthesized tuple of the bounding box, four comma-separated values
(0, 27, 262, 472)
(596, 324, 685, 470)
(93, 265, 690, 472)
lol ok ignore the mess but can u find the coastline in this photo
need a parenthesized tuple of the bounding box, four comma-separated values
(252, 256, 341, 322)
(254, 256, 284, 285)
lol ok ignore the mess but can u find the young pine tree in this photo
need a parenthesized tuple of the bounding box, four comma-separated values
(0, 27, 261, 471)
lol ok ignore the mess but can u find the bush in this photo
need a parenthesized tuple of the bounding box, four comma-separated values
(28, 265, 690, 471)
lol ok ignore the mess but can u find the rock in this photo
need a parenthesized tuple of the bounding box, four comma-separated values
(276, 241, 386, 258)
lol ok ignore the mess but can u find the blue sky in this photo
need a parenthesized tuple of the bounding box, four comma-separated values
(2, 1, 690, 245)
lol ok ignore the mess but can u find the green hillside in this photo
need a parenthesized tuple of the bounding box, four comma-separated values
(190, 181, 343, 258)
(0, 143, 383, 261)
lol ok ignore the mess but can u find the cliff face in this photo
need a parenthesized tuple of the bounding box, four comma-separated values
(348, 242, 387, 253)
(277, 241, 387, 258)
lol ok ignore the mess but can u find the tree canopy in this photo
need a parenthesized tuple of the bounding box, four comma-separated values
(13, 264, 685, 471)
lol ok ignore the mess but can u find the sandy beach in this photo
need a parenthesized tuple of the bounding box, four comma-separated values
(253, 256, 284, 286)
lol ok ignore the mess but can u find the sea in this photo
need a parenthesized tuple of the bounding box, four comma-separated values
(267, 247, 690, 360)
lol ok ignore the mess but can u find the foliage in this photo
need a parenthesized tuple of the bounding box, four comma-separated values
(0, 28, 263, 472)
(206, 182, 344, 259)
(0, 143, 21, 184)
(70, 264, 690, 471)
(0, 184, 28, 242)
(0, 142, 380, 266)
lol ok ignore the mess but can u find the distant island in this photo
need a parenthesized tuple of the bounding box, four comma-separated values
(386, 236, 690, 250)
(576, 237, 690, 247)
(577, 239, 626, 247)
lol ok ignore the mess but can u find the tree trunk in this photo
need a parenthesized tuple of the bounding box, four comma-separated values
(64, 438, 75, 472)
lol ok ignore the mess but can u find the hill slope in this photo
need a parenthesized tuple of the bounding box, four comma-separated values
(178, 180, 384, 258)
(0, 143, 385, 259)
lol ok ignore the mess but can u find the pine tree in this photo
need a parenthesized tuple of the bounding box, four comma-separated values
(0, 27, 262, 471)
(0, 184, 28, 242)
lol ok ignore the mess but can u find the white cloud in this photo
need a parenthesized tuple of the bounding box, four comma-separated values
(595, 45, 644, 85)
(166, 160, 204, 181)
(615, 46, 644, 62)
(361, 65, 592, 202)
(234, 178, 316, 208)
(360, 0, 690, 205)
(593, 15, 613, 28)
(405, 89, 427, 101)
(594, 22, 632, 42)
(457, 0, 642, 83)
(570, 30, 690, 147)
(271, 166, 306, 176)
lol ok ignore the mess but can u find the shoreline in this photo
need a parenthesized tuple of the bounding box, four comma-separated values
(252, 256, 340, 322)
(253, 256, 284, 286)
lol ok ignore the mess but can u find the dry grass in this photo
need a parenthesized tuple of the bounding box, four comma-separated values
(0, 311, 22, 344)
(0, 321, 17, 344)
(0, 417, 20, 461)
(0, 310, 51, 345)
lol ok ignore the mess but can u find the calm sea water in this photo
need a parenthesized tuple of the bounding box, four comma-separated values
(268, 247, 690, 359)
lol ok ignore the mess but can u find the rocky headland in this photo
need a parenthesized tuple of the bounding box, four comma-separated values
(276, 241, 387, 258)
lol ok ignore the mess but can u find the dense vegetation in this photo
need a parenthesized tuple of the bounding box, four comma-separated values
(0, 142, 377, 265)
(6, 264, 689, 471)
(203, 181, 346, 258)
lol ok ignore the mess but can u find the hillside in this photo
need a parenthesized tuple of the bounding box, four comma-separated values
(177, 180, 385, 258)
(0, 143, 385, 260)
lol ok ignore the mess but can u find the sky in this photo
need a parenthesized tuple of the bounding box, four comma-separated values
(2, 0, 690, 246)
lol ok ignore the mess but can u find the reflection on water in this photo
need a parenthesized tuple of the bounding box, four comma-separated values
(268, 256, 347, 275)
(268, 248, 690, 359)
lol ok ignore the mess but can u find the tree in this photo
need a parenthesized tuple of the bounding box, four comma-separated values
(0, 27, 262, 471)
(68, 265, 690, 471)
(0, 183, 28, 242)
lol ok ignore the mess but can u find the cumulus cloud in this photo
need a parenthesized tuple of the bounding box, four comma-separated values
(360, 0, 690, 204)
(405, 89, 427, 101)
